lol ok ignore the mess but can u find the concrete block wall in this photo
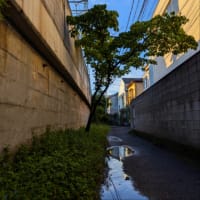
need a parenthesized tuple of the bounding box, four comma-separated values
(130, 51, 200, 149)
(0, 0, 91, 151)
(11, 0, 90, 100)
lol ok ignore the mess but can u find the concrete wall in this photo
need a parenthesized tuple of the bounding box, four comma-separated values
(130, 51, 200, 149)
(0, 0, 91, 151)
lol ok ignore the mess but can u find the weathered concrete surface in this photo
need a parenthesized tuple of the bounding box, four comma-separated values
(0, 0, 91, 151)
(108, 126, 200, 200)
(130, 51, 200, 149)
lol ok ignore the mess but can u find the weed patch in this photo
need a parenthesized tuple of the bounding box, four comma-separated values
(0, 124, 109, 200)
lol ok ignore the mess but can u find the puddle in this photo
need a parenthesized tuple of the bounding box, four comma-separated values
(107, 145, 134, 161)
(107, 136, 123, 142)
(101, 146, 148, 200)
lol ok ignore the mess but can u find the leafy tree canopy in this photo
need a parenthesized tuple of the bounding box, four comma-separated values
(67, 4, 197, 131)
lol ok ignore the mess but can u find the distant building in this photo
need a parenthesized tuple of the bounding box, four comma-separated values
(107, 92, 119, 125)
(143, 65, 151, 90)
(127, 80, 144, 105)
(143, 0, 200, 89)
(118, 78, 143, 125)
(118, 78, 143, 110)
(107, 93, 118, 115)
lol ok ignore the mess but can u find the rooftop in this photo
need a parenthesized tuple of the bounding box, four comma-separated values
(122, 78, 143, 84)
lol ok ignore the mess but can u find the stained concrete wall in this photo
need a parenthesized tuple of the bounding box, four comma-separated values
(130, 52, 200, 149)
(0, 0, 91, 151)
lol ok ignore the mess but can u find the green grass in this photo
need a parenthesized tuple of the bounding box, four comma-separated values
(0, 124, 109, 200)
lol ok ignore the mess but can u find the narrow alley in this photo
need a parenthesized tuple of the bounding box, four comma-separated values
(101, 126, 200, 200)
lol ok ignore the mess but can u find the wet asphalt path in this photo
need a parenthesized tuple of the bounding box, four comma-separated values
(107, 126, 200, 200)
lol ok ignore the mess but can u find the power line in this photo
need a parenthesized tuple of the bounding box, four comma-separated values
(136, 0, 148, 21)
(125, 0, 135, 32)
(140, 0, 150, 20)
(119, 0, 135, 55)
(132, 0, 140, 22)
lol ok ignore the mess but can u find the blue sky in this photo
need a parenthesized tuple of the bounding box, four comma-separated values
(89, 0, 158, 32)
(72, 0, 158, 94)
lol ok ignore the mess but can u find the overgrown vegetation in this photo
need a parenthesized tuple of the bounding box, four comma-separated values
(0, 125, 109, 200)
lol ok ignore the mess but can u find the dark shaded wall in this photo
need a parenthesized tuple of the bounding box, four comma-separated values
(130, 51, 200, 149)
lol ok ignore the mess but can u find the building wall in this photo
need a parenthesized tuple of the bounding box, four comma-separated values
(130, 51, 200, 149)
(0, 0, 91, 151)
(128, 83, 136, 105)
(135, 82, 143, 96)
(143, 66, 150, 90)
(147, 0, 200, 87)
(118, 80, 126, 110)
(128, 82, 144, 104)
(108, 93, 118, 115)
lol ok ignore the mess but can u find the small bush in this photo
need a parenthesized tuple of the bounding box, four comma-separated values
(0, 124, 109, 200)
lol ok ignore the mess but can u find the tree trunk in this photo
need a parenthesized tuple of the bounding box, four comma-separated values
(85, 84, 110, 132)
(85, 98, 100, 132)
(85, 102, 97, 132)
(85, 111, 93, 132)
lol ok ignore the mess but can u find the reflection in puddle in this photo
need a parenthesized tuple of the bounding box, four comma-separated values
(107, 136, 123, 142)
(107, 145, 134, 161)
(101, 146, 148, 200)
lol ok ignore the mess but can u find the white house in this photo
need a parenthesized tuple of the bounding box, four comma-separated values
(118, 78, 143, 110)
(107, 92, 118, 115)
(144, 0, 200, 89)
